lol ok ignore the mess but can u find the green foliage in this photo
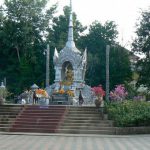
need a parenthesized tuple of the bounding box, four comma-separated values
(107, 101, 150, 127)
(132, 9, 150, 55)
(132, 9, 150, 89)
(79, 21, 132, 88)
(0, 0, 56, 94)
(124, 81, 138, 99)
(109, 46, 132, 89)
(0, 1, 132, 97)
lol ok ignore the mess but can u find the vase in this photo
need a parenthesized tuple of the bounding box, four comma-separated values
(95, 99, 101, 108)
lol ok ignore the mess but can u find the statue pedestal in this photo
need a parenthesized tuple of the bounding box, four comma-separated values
(51, 94, 69, 105)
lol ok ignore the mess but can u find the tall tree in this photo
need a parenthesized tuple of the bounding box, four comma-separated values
(79, 21, 132, 88)
(0, 0, 56, 94)
(109, 45, 132, 89)
(132, 8, 150, 89)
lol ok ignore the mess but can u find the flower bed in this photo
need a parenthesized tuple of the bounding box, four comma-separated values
(106, 100, 150, 127)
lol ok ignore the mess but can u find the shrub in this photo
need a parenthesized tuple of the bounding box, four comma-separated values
(106, 101, 150, 127)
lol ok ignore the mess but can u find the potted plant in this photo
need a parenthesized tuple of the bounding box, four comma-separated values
(91, 85, 105, 108)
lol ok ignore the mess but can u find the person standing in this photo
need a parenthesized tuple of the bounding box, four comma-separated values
(33, 90, 38, 104)
(79, 90, 84, 106)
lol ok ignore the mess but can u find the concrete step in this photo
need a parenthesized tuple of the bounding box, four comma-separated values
(0, 105, 23, 132)
(67, 106, 96, 108)
(17, 116, 62, 119)
(60, 125, 114, 130)
(68, 111, 99, 114)
(0, 124, 11, 127)
(0, 115, 18, 119)
(67, 108, 97, 111)
(0, 108, 22, 111)
(61, 122, 111, 127)
(13, 121, 60, 125)
(65, 114, 100, 117)
(24, 108, 66, 111)
(9, 105, 66, 133)
(63, 119, 104, 124)
(63, 116, 101, 120)
(57, 129, 115, 134)
(0, 118, 15, 121)
(14, 118, 61, 122)
(23, 110, 66, 113)
(0, 112, 21, 115)
(19, 113, 65, 116)
(25, 106, 66, 110)
(64, 119, 112, 123)
(0, 106, 22, 108)
(0, 107, 23, 110)
(12, 124, 58, 128)
(9, 128, 56, 133)
(0, 127, 9, 132)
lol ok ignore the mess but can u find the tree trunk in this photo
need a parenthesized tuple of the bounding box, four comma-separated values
(16, 45, 21, 63)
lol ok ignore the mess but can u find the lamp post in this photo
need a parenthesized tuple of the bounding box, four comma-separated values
(106, 45, 110, 101)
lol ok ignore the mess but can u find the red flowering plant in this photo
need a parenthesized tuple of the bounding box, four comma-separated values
(91, 85, 105, 98)
(91, 85, 105, 107)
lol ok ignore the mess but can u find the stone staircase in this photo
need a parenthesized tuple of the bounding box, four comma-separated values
(10, 105, 67, 133)
(0, 105, 23, 132)
(57, 106, 115, 134)
(0, 105, 114, 134)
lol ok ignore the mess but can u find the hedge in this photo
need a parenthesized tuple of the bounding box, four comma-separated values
(106, 101, 150, 127)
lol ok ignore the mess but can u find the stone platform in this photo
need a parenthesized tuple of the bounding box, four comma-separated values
(50, 94, 69, 105)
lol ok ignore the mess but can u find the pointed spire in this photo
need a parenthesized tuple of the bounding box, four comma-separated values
(66, 0, 75, 48)
(53, 48, 59, 64)
(54, 48, 59, 58)
(82, 48, 87, 64)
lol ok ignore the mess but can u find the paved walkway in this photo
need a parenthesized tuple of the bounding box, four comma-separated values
(0, 133, 150, 150)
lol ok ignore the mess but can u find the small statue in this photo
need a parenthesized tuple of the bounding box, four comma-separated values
(63, 64, 74, 85)
(66, 69, 73, 82)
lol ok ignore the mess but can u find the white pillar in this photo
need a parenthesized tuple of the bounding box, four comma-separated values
(106, 45, 110, 101)
(46, 44, 50, 87)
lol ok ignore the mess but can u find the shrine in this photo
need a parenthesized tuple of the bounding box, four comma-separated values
(47, 0, 92, 105)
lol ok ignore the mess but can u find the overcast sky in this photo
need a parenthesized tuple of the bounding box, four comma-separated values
(48, 0, 150, 49)
(1, 0, 150, 49)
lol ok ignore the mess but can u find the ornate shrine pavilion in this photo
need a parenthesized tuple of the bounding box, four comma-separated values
(47, 0, 92, 105)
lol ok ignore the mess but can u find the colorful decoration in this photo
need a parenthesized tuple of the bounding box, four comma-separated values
(91, 85, 105, 108)
(36, 89, 49, 98)
(110, 84, 128, 101)
(91, 85, 105, 97)
(54, 89, 74, 97)
(66, 90, 74, 97)
(58, 89, 65, 94)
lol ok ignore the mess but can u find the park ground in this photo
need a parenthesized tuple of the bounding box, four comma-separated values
(0, 133, 150, 150)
